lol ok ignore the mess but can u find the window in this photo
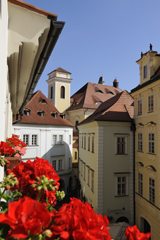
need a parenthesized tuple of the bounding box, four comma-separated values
(116, 176, 128, 196)
(23, 134, 29, 145)
(60, 86, 65, 99)
(149, 133, 155, 154)
(91, 135, 94, 153)
(37, 111, 45, 117)
(148, 95, 154, 112)
(88, 135, 90, 151)
(52, 160, 56, 170)
(51, 112, 58, 118)
(84, 164, 86, 181)
(75, 151, 77, 160)
(138, 133, 143, 152)
(91, 169, 94, 192)
(53, 135, 57, 145)
(24, 109, 30, 116)
(32, 135, 38, 146)
(143, 65, 147, 79)
(84, 135, 86, 150)
(59, 135, 63, 144)
(87, 166, 90, 186)
(149, 178, 155, 204)
(69, 135, 71, 145)
(50, 86, 53, 99)
(138, 173, 143, 195)
(117, 136, 126, 154)
(58, 159, 63, 171)
(138, 99, 142, 115)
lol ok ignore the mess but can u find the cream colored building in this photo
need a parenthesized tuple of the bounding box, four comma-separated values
(0, 0, 64, 179)
(131, 46, 160, 239)
(78, 91, 134, 224)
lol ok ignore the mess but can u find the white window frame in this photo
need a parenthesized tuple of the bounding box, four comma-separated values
(31, 134, 38, 146)
(138, 173, 143, 195)
(148, 133, 155, 154)
(149, 178, 155, 204)
(116, 135, 127, 155)
(148, 95, 154, 113)
(23, 134, 29, 146)
(115, 174, 128, 196)
(53, 135, 57, 145)
(59, 135, 63, 144)
(138, 133, 143, 152)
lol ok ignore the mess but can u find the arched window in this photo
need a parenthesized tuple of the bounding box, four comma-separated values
(60, 86, 65, 99)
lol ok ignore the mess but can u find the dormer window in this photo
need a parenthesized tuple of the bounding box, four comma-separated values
(60, 113, 65, 119)
(143, 65, 148, 79)
(24, 109, 31, 116)
(95, 88, 103, 93)
(39, 98, 47, 104)
(51, 112, 58, 118)
(37, 111, 45, 117)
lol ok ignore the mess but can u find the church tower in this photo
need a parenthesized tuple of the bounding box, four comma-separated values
(47, 67, 71, 113)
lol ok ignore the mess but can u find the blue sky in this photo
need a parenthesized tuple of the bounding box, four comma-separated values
(26, 0, 160, 96)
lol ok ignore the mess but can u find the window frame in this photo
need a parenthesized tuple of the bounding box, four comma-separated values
(148, 95, 154, 113)
(138, 173, 143, 195)
(138, 133, 143, 152)
(23, 134, 29, 146)
(149, 178, 155, 204)
(115, 175, 128, 197)
(31, 134, 38, 146)
(116, 136, 127, 155)
(148, 133, 155, 154)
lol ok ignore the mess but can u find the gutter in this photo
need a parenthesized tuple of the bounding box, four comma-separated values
(20, 19, 65, 112)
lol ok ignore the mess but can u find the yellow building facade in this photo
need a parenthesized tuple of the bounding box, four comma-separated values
(131, 47, 160, 239)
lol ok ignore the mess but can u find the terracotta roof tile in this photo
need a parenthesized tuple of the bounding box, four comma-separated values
(79, 91, 134, 125)
(14, 91, 73, 127)
(67, 82, 121, 111)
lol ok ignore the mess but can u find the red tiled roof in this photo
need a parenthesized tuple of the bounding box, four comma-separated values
(79, 91, 134, 125)
(8, 0, 57, 19)
(14, 91, 73, 127)
(67, 82, 121, 111)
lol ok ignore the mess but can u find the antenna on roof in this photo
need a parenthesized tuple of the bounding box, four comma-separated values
(149, 43, 153, 51)
(98, 75, 105, 84)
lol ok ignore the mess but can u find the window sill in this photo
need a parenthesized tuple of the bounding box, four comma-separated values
(114, 195, 129, 198)
(147, 152, 156, 155)
(137, 150, 143, 153)
(148, 111, 154, 113)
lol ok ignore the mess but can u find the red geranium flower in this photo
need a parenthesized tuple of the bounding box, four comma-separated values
(0, 141, 15, 157)
(51, 198, 111, 240)
(0, 196, 52, 239)
(125, 225, 151, 240)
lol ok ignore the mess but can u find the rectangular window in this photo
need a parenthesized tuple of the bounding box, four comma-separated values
(149, 133, 155, 154)
(58, 159, 63, 171)
(138, 133, 143, 152)
(52, 160, 57, 170)
(143, 65, 147, 79)
(149, 178, 155, 204)
(84, 135, 86, 150)
(53, 135, 57, 145)
(92, 135, 94, 153)
(87, 166, 90, 186)
(117, 137, 126, 154)
(138, 173, 143, 195)
(116, 176, 128, 196)
(91, 169, 94, 192)
(148, 95, 154, 112)
(50, 86, 53, 99)
(32, 135, 38, 146)
(138, 99, 142, 115)
(75, 151, 77, 160)
(59, 135, 63, 144)
(23, 134, 29, 145)
(88, 135, 90, 151)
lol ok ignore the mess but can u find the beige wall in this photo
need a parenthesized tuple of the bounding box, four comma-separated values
(132, 79, 160, 239)
(78, 121, 134, 223)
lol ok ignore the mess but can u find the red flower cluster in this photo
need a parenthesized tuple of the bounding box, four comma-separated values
(0, 135, 26, 157)
(0, 196, 51, 239)
(51, 198, 111, 240)
(10, 157, 60, 205)
(125, 225, 151, 240)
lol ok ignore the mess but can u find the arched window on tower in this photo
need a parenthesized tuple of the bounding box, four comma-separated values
(50, 86, 53, 99)
(60, 86, 65, 99)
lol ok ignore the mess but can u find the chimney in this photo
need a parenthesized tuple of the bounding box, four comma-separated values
(113, 78, 119, 88)
(98, 76, 104, 84)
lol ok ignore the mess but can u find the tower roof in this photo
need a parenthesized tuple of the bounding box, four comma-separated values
(48, 67, 71, 75)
